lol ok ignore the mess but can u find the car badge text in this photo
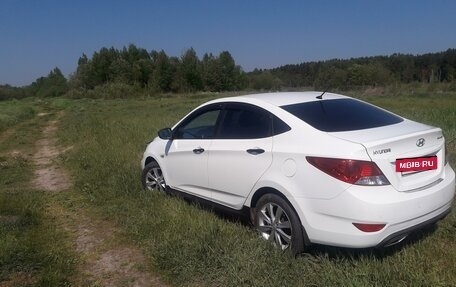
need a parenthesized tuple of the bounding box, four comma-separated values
(373, 148, 391, 155)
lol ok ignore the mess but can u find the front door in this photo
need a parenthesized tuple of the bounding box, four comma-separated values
(165, 107, 221, 200)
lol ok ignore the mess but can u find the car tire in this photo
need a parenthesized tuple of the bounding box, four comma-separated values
(141, 161, 166, 193)
(254, 193, 305, 255)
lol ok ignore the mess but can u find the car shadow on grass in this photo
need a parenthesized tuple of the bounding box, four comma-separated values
(168, 189, 251, 224)
(300, 223, 438, 261)
(169, 189, 440, 261)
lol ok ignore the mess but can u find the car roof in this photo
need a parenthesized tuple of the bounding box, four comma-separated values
(211, 92, 349, 107)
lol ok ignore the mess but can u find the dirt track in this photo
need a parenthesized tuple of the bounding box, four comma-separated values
(31, 112, 167, 287)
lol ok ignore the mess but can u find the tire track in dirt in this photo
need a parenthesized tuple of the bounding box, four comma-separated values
(32, 112, 167, 287)
(32, 113, 72, 192)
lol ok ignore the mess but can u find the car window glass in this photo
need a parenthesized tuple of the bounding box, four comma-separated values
(218, 106, 271, 139)
(273, 116, 291, 135)
(176, 109, 220, 139)
(281, 99, 403, 132)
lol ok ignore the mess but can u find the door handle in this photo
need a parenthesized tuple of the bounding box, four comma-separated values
(193, 148, 205, 154)
(246, 148, 265, 155)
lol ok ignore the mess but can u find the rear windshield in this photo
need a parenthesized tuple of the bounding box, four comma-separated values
(281, 99, 403, 132)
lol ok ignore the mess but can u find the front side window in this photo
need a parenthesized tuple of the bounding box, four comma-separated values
(175, 109, 221, 139)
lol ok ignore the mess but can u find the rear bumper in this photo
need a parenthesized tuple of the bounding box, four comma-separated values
(292, 164, 455, 248)
(377, 205, 451, 247)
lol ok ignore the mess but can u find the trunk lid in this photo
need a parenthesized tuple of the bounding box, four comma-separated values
(329, 120, 445, 191)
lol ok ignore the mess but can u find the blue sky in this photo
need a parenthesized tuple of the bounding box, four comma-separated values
(1, 0, 456, 86)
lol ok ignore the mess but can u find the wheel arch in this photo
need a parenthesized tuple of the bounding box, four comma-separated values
(250, 187, 289, 208)
(248, 187, 299, 222)
(248, 186, 311, 246)
(143, 154, 171, 186)
(144, 156, 157, 167)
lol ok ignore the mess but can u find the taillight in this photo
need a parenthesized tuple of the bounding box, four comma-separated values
(353, 223, 386, 232)
(306, 157, 390, 186)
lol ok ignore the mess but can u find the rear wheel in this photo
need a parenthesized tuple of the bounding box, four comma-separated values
(141, 161, 166, 193)
(254, 193, 305, 255)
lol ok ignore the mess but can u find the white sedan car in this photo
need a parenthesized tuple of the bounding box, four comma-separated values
(141, 92, 455, 254)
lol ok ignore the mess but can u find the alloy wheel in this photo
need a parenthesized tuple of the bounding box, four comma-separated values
(257, 202, 293, 250)
(145, 165, 166, 192)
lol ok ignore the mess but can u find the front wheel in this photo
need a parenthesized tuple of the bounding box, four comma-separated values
(141, 161, 166, 192)
(254, 193, 305, 255)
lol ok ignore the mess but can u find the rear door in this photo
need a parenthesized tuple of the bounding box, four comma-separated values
(208, 103, 273, 209)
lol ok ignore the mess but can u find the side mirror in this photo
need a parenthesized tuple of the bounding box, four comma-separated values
(158, 128, 173, 140)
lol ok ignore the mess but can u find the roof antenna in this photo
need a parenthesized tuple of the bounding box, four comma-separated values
(316, 87, 330, 99)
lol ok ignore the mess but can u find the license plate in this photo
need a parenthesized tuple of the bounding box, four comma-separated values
(396, 156, 438, 172)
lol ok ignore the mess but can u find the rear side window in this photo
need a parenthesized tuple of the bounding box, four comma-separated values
(216, 103, 291, 139)
(218, 105, 271, 139)
(281, 99, 403, 132)
(273, 116, 291, 135)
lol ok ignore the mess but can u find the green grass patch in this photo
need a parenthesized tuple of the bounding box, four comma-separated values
(0, 105, 76, 286)
(0, 98, 38, 134)
(0, 155, 76, 286)
(55, 92, 456, 286)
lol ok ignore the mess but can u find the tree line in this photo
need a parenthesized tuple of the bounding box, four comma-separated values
(0, 68, 69, 100)
(250, 49, 456, 90)
(0, 45, 246, 100)
(1, 47, 456, 100)
(72, 45, 246, 92)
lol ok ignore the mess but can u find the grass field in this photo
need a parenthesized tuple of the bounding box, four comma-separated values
(0, 104, 76, 286)
(1, 90, 456, 286)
